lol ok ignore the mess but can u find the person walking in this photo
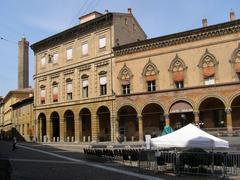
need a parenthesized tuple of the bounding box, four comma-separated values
(12, 137, 17, 151)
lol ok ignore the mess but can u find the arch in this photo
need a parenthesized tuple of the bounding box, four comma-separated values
(230, 93, 240, 128)
(168, 100, 194, 130)
(64, 110, 75, 142)
(117, 105, 138, 141)
(229, 91, 240, 107)
(197, 94, 227, 110)
(97, 106, 111, 141)
(142, 59, 159, 77)
(198, 96, 226, 128)
(116, 103, 140, 116)
(168, 54, 187, 72)
(167, 98, 196, 113)
(81, 74, 89, 79)
(66, 78, 72, 82)
(229, 43, 240, 63)
(79, 108, 91, 142)
(141, 103, 165, 138)
(118, 63, 133, 80)
(37, 113, 46, 142)
(50, 111, 60, 142)
(198, 49, 218, 68)
(140, 100, 166, 114)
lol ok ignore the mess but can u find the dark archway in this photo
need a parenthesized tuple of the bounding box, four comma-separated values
(38, 113, 46, 142)
(97, 106, 111, 142)
(199, 97, 226, 128)
(231, 95, 240, 128)
(64, 110, 75, 142)
(169, 101, 194, 130)
(50, 112, 60, 142)
(142, 103, 164, 138)
(80, 108, 91, 142)
(117, 105, 138, 141)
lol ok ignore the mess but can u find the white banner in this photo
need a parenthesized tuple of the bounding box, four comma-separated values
(82, 80, 88, 87)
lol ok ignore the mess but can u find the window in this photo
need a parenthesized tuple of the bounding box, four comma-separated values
(175, 81, 184, 89)
(122, 84, 130, 95)
(204, 76, 215, 85)
(41, 57, 46, 66)
(40, 88, 46, 104)
(82, 79, 88, 98)
(66, 48, 72, 60)
(22, 124, 25, 135)
(100, 76, 107, 95)
(99, 37, 106, 49)
(53, 53, 58, 64)
(147, 80, 156, 92)
(237, 73, 240, 81)
(52, 84, 58, 102)
(82, 42, 88, 55)
(66, 80, 73, 100)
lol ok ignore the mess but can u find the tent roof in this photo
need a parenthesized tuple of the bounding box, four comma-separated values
(150, 124, 229, 149)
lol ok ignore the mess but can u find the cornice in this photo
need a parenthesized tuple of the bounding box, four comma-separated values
(113, 19, 240, 56)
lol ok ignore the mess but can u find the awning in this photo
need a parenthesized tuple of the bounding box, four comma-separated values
(169, 101, 193, 113)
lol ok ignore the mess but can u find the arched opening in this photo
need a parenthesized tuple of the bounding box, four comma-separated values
(50, 112, 60, 142)
(231, 95, 240, 128)
(80, 108, 91, 142)
(64, 110, 75, 142)
(38, 113, 46, 142)
(97, 106, 111, 142)
(169, 101, 194, 130)
(199, 97, 226, 129)
(117, 105, 138, 141)
(142, 103, 164, 138)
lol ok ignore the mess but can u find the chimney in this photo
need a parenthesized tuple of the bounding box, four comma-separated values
(202, 18, 208, 27)
(18, 37, 29, 89)
(128, 8, 132, 14)
(230, 10, 236, 21)
(105, 10, 109, 14)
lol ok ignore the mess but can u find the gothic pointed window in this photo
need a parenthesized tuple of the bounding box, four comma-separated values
(142, 60, 159, 92)
(198, 49, 218, 85)
(230, 44, 240, 81)
(169, 55, 187, 89)
(118, 64, 133, 95)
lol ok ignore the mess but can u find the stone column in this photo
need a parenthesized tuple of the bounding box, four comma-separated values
(138, 115, 143, 142)
(115, 117, 119, 142)
(60, 120, 65, 142)
(79, 116, 82, 142)
(39, 119, 42, 142)
(164, 114, 170, 126)
(225, 108, 233, 133)
(91, 114, 99, 142)
(111, 115, 115, 142)
(194, 111, 200, 128)
(46, 119, 51, 142)
(74, 113, 80, 143)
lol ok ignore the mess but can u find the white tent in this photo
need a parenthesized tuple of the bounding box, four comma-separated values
(150, 124, 229, 149)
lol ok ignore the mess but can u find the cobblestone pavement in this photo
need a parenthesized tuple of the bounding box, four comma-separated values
(0, 141, 215, 180)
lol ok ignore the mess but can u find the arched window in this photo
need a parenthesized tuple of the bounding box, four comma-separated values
(81, 74, 89, 98)
(99, 71, 107, 96)
(66, 78, 73, 100)
(169, 55, 187, 89)
(52, 81, 58, 102)
(229, 44, 240, 80)
(198, 49, 218, 85)
(118, 64, 133, 95)
(40, 85, 46, 104)
(142, 60, 159, 92)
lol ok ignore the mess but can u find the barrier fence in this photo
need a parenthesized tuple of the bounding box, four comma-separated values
(83, 148, 240, 178)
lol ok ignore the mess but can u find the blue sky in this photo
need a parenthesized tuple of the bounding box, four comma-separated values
(0, 0, 240, 96)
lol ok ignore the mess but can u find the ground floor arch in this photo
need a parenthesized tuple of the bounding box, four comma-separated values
(97, 106, 111, 142)
(64, 110, 75, 142)
(199, 97, 226, 128)
(50, 112, 60, 142)
(38, 113, 46, 142)
(169, 101, 194, 130)
(231, 95, 240, 128)
(117, 105, 138, 141)
(80, 108, 91, 142)
(142, 103, 165, 138)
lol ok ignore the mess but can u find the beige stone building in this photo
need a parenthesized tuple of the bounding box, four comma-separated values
(31, 10, 146, 143)
(113, 12, 240, 141)
(0, 97, 3, 134)
(11, 96, 34, 141)
(31, 9, 240, 143)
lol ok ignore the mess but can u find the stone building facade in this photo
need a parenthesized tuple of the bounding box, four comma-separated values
(31, 10, 146, 143)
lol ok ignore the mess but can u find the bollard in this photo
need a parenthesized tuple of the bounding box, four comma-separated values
(88, 136, 91, 142)
(67, 136, 70, 142)
(71, 136, 74, 142)
(83, 136, 86, 142)
(131, 136, 134, 142)
(124, 136, 127, 142)
(43, 135, 47, 143)
(57, 137, 60, 142)
(53, 137, 56, 142)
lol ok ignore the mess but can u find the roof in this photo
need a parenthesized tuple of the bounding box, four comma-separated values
(113, 19, 240, 56)
(31, 13, 113, 52)
(11, 96, 34, 109)
(3, 88, 34, 103)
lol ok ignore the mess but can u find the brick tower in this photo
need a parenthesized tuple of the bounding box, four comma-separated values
(18, 37, 29, 89)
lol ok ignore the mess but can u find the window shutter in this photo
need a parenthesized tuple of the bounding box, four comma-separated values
(40, 89, 45, 100)
(145, 75, 156, 81)
(53, 53, 58, 63)
(67, 48, 72, 60)
(100, 76, 107, 85)
(67, 83, 72, 93)
(173, 71, 184, 82)
(203, 66, 215, 78)
(99, 37, 106, 48)
(41, 57, 46, 66)
(82, 43, 88, 55)
(82, 80, 89, 87)
(53, 86, 58, 100)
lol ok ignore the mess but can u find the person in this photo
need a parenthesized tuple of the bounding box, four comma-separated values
(12, 137, 17, 151)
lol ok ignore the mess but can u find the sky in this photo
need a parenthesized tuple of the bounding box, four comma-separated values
(0, 0, 240, 97)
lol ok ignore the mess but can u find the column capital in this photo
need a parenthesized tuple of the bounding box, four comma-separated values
(164, 114, 169, 119)
(137, 115, 142, 119)
(193, 111, 199, 116)
(225, 108, 232, 114)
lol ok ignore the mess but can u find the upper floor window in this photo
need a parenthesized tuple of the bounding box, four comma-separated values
(53, 53, 58, 64)
(230, 44, 240, 81)
(66, 48, 73, 60)
(147, 80, 156, 92)
(52, 82, 59, 102)
(82, 79, 89, 98)
(99, 72, 107, 96)
(118, 64, 133, 95)
(175, 81, 184, 89)
(40, 86, 46, 104)
(204, 76, 215, 85)
(122, 84, 130, 95)
(82, 42, 88, 56)
(99, 37, 106, 49)
(66, 79, 73, 100)
(41, 56, 46, 66)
